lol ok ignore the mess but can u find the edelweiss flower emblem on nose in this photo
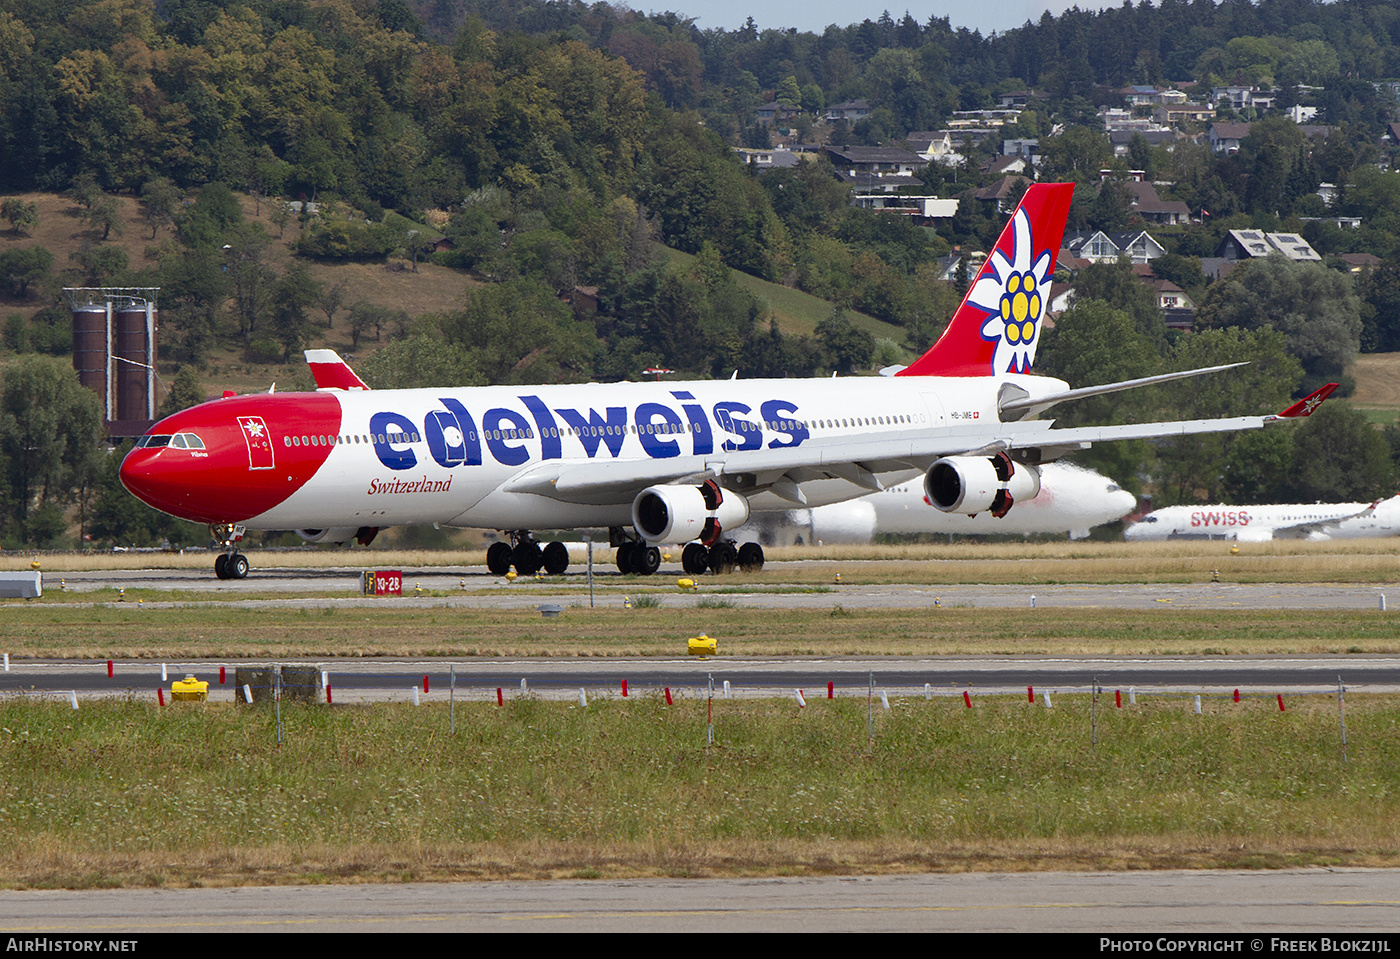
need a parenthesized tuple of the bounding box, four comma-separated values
(966, 207, 1053, 374)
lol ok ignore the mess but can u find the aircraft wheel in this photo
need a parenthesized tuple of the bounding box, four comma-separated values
(681, 542, 709, 575)
(228, 553, 250, 579)
(616, 542, 636, 574)
(513, 542, 543, 576)
(486, 542, 513, 576)
(738, 542, 765, 572)
(542, 541, 569, 575)
(214, 554, 229, 580)
(708, 542, 737, 575)
(633, 545, 661, 575)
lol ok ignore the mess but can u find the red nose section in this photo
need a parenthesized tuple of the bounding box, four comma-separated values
(120, 393, 343, 525)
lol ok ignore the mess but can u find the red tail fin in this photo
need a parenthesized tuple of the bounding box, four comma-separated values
(898, 182, 1074, 378)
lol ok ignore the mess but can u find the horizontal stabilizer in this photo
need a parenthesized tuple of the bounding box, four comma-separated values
(998, 364, 1247, 420)
(305, 349, 370, 391)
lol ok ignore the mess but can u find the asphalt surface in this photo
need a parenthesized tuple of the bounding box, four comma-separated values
(0, 869, 1396, 932)
(4, 563, 1399, 932)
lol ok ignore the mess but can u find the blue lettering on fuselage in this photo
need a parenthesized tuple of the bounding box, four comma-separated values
(369, 411, 418, 470)
(368, 395, 805, 470)
(555, 407, 628, 459)
(713, 402, 761, 452)
(762, 399, 809, 449)
(483, 408, 532, 466)
(635, 402, 684, 459)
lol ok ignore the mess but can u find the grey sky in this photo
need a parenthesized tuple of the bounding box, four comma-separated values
(669, 1, 1125, 37)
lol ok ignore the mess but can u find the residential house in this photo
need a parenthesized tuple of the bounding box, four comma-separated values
(1121, 180, 1192, 226)
(822, 145, 927, 177)
(1153, 102, 1216, 127)
(755, 101, 802, 128)
(824, 99, 871, 123)
(972, 175, 1032, 214)
(1109, 129, 1178, 158)
(1209, 122, 1253, 153)
(933, 249, 987, 285)
(852, 194, 959, 220)
(1338, 253, 1382, 274)
(1062, 229, 1167, 264)
(905, 130, 956, 162)
(981, 155, 1030, 177)
(733, 147, 801, 169)
(1217, 229, 1322, 263)
(1212, 86, 1277, 111)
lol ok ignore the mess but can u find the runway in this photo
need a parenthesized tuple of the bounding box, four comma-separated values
(5, 564, 1399, 931)
(3, 654, 1397, 701)
(1, 869, 1396, 932)
(31, 564, 1400, 611)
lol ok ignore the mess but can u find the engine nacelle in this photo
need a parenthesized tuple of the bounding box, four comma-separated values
(295, 526, 365, 546)
(924, 453, 1041, 518)
(632, 482, 750, 545)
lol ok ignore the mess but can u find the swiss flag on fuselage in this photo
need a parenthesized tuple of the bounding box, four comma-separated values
(238, 416, 276, 470)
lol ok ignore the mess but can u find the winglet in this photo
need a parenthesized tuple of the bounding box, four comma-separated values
(1274, 382, 1338, 418)
(305, 349, 370, 391)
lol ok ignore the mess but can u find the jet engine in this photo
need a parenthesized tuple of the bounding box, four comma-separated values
(632, 480, 750, 545)
(924, 452, 1041, 518)
(295, 526, 375, 546)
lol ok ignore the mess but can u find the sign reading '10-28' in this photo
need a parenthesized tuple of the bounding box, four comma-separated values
(366, 392, 811, 471)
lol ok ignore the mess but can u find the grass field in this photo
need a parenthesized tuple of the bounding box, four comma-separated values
(2, 540, 1399, 887)
(0, 693, 1393, 888)
(2, 605, 1399, 659)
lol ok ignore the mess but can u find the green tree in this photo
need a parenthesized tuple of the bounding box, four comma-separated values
(437, 278, 598, 385)
(139, 177, 182, 239)
(0, 357, 104, 545)
(1152, 327, 1303, 505)
(0, 246, 52, 297)
(1195, 257, 1362, 389)
(357, 334, 484, 389)
(1, 197, 37, 235)
(816, 308, 875, 375)
(268, 261, 321, 361)
(158, 366, 206, 418)
(1287, 402, 1395, 502)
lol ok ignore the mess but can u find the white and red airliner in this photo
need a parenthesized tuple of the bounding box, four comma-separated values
(1125, 496, 1400, 542)
(742, 462, 1139, 546)
(119, 183, 1336, 579)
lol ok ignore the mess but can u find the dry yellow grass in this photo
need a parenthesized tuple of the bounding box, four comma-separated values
(5, 539, 1400, 585)
(1351, 352, 1400, 410)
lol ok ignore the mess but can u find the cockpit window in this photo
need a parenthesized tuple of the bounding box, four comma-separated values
(139, 433, 204, 450)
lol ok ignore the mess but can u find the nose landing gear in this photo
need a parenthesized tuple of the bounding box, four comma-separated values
(211, 525, 249, 579)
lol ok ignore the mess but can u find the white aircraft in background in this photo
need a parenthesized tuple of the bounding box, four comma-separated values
(740, 463, 1137, 545)
(1124, 496, 1400, 542)
(120, 182, 1335, 580)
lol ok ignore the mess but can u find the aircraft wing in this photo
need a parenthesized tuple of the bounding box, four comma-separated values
(1268, 501, 1380, 539)
(505, 400, 1327, 507)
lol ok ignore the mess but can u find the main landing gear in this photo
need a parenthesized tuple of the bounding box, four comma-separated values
(487, 530, 766, 577)
(617, 528, 764, 576)
(211, 524, 249, 580)
(680, 540, 764, 575)
(487, 532, 570, 577)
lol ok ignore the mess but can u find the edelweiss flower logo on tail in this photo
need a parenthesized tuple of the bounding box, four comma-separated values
(966, 207, 1054, 375)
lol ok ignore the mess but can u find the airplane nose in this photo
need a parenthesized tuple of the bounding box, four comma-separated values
(1109, 488, 1137, 520)
(118, 446, 168, 511)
